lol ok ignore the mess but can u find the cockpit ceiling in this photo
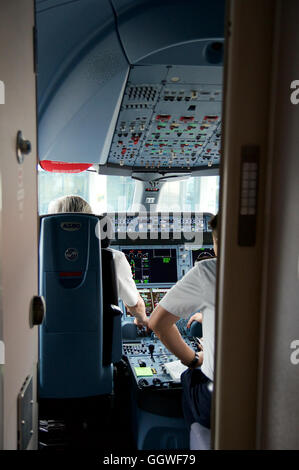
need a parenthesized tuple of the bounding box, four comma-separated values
(36, 0, 225, 176)
(107, 65, 222, 172)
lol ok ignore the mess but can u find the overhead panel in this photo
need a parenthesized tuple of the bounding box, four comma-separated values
(107, 65, 222, 171)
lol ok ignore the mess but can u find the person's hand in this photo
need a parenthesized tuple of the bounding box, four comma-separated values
(193, 350, 204, 368)
(197, 338, 204, 351)
(134, 315, 149, 329)
(187, 312, 203, 329)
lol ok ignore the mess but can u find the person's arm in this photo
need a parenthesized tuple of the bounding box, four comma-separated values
(148, 264, 206, 367)
(114, 251, 148, 326)
(148, 305, 203, 368)
(126, 294, 148, 327)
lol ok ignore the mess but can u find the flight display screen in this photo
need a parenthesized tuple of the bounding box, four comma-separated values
(129, 288, 170, 316)
(191, 247, 215, 265)
(122, 248, 177, 284)
(152, 288, 170, 309)
(138, 288, 154, 316)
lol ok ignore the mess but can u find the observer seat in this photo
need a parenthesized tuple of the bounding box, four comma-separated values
(38, 213, 122, 399)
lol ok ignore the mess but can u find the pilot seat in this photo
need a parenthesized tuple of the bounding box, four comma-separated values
(38, 213, 122, 400)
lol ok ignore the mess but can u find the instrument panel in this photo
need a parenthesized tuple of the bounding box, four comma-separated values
(104, 211, 214, 245)
(123, 334, 199, 390)
(108, 65, 222, 171)
(120, 248, 208, 390)
(117, 216, 213, 389)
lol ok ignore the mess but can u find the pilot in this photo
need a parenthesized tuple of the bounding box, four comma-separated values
(48, 195, 148, 327)
(148, 214, 218, 430)
(186, 251, 216, 333)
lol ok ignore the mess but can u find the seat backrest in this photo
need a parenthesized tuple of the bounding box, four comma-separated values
(101, 247, 122, 365)
(38, 213, 120, 399)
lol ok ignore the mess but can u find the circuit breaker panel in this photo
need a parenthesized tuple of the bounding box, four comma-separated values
(107, 65, 222, 171)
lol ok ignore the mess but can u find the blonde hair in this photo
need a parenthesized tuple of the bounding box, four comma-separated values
(48, 195, 92, 214)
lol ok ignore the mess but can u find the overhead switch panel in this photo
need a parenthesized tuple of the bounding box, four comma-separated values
(107, 65, 222, 172)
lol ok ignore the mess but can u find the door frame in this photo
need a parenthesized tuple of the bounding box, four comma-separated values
(213, 0, 276, 449)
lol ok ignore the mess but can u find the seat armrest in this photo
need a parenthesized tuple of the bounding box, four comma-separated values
(103, 304, 122, 365)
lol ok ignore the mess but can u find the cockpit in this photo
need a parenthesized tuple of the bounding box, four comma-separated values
(2, 0, 297, 455)
(35, 0, 224, 451)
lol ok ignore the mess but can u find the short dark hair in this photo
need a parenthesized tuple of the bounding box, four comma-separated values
(209, 213, 218, 235)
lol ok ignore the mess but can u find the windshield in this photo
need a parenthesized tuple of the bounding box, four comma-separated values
(38, 168, 219, 215)
(156, 176, 219, 214)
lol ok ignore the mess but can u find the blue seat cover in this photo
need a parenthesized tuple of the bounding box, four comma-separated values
(39, 213, 112, 398)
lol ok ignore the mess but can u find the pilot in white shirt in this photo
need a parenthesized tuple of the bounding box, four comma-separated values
(48, 195, 148, 327)
(156, 257, 216, 381)
(148, 214, 218, 429)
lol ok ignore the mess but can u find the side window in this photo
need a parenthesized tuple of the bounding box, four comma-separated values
(38, 168, 138, 214)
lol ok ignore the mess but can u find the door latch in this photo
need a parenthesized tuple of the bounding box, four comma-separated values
(16, 130, 32, 164)
(29, 296, 46, 328)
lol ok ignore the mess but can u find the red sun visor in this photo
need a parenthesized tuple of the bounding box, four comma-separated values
(40, 160, 92, 173)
